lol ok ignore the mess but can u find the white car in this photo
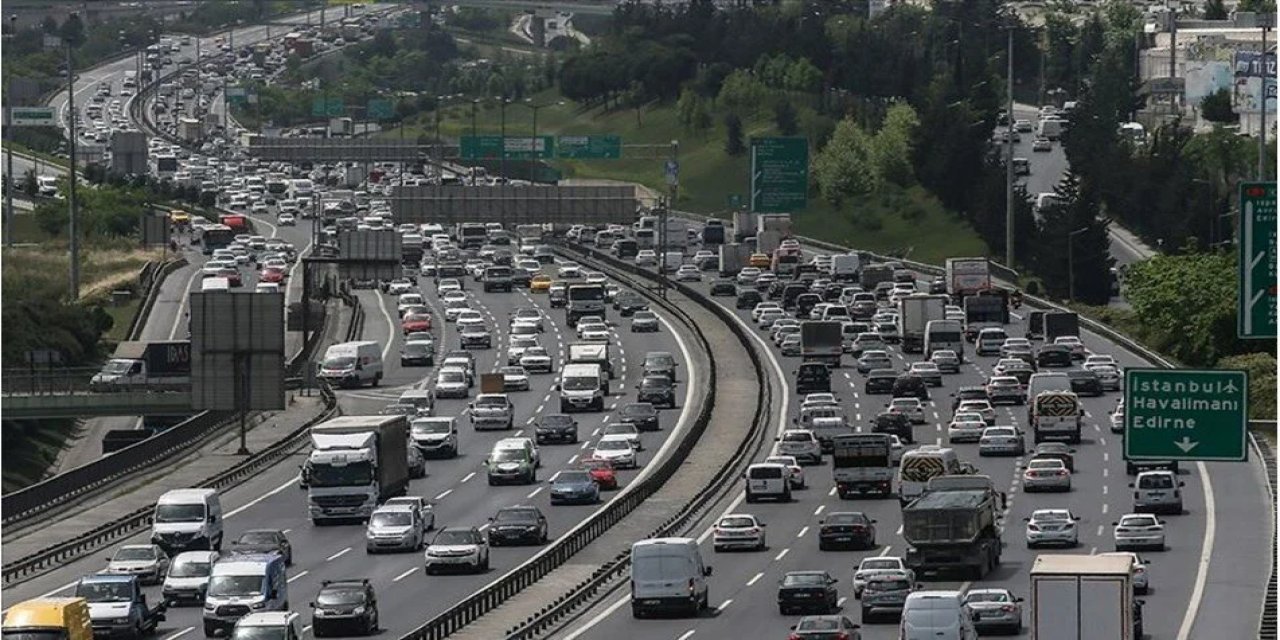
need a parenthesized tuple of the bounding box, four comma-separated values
(635, 250, 658, 266)
(519, 347, 554, 373)
(978, 426, 1025, 456)
(397, 293, 426, 316)
(712, 513, 767, 552)
(577, 322, 610, 341)
(434, 368, 470, 399)
(674, 265, 702, 282)
(104, 544, 170, 585)
(443, 300, 471, 322)
(736, 267, 762, 286)
(1110, 401, 1125, 433)
(507, 335, 539, 365)
(456, 310, 485, 326)
(557, 264, 582, 279)
(775, 429, 822, 466)
(423, 527, 489, 574)
(1113, 514, 1165, 551)
(1024, 508, 1080, 548)
(499, 366, 530, 391)
(276, 212, 296, 226)
(888, 398, 926, 425)
(757, 308, 786, 329)
(852, 556, 914, 598)
(386, 279, 416, 296)
(801, 393, 840, 410)
(1000, 337, 1033, 357)
(1099, 551, 1151, 594)
(947, 416, 987, 444)
(437, 278, 463, 294)
(1022, 459, 1071, 492)
(764, 455, 806, 489)
(751, 302, 782, 322)
(1084, 354, 1117, 368)
(1086, 363, 1122, 391)
(601, 423, 643, 451)
(956, 399, 997, 425)
(441, 290, 468, 304)
(592, 435, 638, 469)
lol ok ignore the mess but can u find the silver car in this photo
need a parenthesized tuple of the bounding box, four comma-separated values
(962, 588, 1023, 634)
(366, 504, 426, 553)
(1113, 513, 1166, 551)
(1022, 459, 1071, 492)
(978, 426, 1025, 456)
(105, 544, 170, 585)
(630, 310, 660, 333)
(1024, 509, 1080, 548)
(1099, 551, 1151, 594)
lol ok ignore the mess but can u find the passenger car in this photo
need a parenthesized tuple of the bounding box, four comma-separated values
(310, 579, 378, 636)
(424, 527, 490, 573)
(852, 556, 913, 598)
(104, 544, 170, 584)
(550, 470, 600, 505)
(777, 571, 839, 615)
(1099, 551, 1151, 594)
(636, 375, 676, 409)
(617, 402, 659, 432)
(1024, 509, 1080, 548)
(817, 512, 876, 550)
(978, 426, 1025, 456)
(487, 506, 548, 546)
(930, 350, 961, 373)
(1031, 442, 1075, 471)
(1022, 459, 1071, 492)
(365, 505, 426, 553)
(764, 455, 806, 489)
(776, 429, 822, 465)
(499, 366, 530, 391)
(859, 572, 916, 621)
(712, 513, 767, 552)
(962, 588, 1023, 634)
(228, 530, 292, 565)
(887, 398, 926, 424)
(1067, 369, 1104, 396)
(787, 616, 862, 639)
(1113, 514, 1166, 551)
(534, 414, 578, 444)
(580, 457, 618, 490)
(907, 361, 943, 386)
(593, 435, 638, 469)
(630, 310, 660, 332)
(946, 414, 987, 444)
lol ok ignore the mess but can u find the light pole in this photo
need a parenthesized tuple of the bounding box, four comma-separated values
(5, 14, 17, 248)
(520, 98, 548, 182)
(1067, 227, 1088, 302)
(470, 99, 479, 137)
(1004, 25, 1016, 269)
(65, 15, 82, 300)
(499, 98, 510, 182)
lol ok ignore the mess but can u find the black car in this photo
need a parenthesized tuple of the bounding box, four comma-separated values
(822, 283, 844, 302)
(777, 571, 840, 615)
(710, 279, 737, 296)
(782, 284, 808, 309)
(487, 506, 548, 546)
(796, 362, 831, 394)
(928, 278, 948, 294)
(1036, 344, 1073, 368)
(228, 529, 292, 565)
(636, 375, 677, 408)
(951, 385, 990, 411)
(736, 289, 763, 309)
(817, 512, 877, 550)
(311, 579, 378, 637)
(795, 293, 822, 318)
(534, 414, 578, 444)
(618, 402, 660, 431)
(1067, 369, 1104, 396)
(864, 369, 897, 395)
(891, 375, 930, 401)
(614, 292, 647, 316)
(642, 352, 678, 382)
(872, 411, 913, 444)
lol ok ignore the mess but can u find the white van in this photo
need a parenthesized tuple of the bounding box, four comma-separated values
(1026, 372, 1071, 404)
(975, 327, 1008, 356)
(630, 538, 712, 618)
(900, 591, 978, 640)
(897, 447, 962, 505)
(410, 417, 458, 459)
(744, 463, 791, 503)
(162, 550, 219, 606)
(151, 488, 223, 554)
(203, 554, 289, 636)
(202, 277, 230, 292)
(557, 363, 605, 412)
(317, 341, 383, 388)
(925, 319, 965, 361)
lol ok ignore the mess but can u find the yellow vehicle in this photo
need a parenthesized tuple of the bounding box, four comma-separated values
(169, 210, 191, 226)
(1, 598, 93, 640)
(529, 275, 553, 293)
(749, 253, 772, 269)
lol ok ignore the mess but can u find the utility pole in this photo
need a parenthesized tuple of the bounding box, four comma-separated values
(1260, 22, 1270, 179)
(1068, 227, 1088, 302)
(1169, 5, 1178, 113)
(1005, 27, 1016, 269)
(66, 33, 81, 300)
(499, 99, 509, 181)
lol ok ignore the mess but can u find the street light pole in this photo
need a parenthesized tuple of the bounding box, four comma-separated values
(1067, 227, 1088, 302)
(66, 29, 81, 300)
(4, 14, 16, 248)
(1005, 26, 1016, 269)
(499, 98, 508, 181)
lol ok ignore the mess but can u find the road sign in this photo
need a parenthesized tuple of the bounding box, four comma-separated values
(557, 135, 621, 159)
(664, 160, 679, 187)
(460, 135, 555, 160)
(311, 97, 345, 117)
(1123, 368, 1249, 462)
(7, 107, 56, 127)
(1239, 181, 1276, 339)
(750, 137, 808, 213)
(226, 86, 248, 105)
(367, 98, 393, 120)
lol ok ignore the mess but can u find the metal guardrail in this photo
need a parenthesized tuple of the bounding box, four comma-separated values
(1, 380, 339, 586)
(495, 244, 777, 640)
(396, 245, 732, 640)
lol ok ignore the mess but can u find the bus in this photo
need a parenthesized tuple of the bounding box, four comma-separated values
(896, 446, 963, 505)
(200, 224, 234, 255)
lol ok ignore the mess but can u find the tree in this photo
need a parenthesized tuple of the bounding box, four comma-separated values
(58, 13, 85, 47)
(717, 69, 768, 117)
(869, 102, 919, 187)
(625, 80, 646, 127)
(724, 113, 745, 156)
(1217, 352, 1277, 419)
(784, 57, 823, 94)
(1238, 0, 1276, 13)
(773, 100, 798, 135)
(1031, 171, 1115, 304)
(1200, 88, 1237, 124)
(813, 117, 877, 205)
(1203, 0, 1229, 19)
(691, 99, 713, 136)
(677, 87, 700, 126)
(1123, 252, 1247, 364)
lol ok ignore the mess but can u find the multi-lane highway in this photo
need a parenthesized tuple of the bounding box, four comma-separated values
(556, 242, 1271, 640)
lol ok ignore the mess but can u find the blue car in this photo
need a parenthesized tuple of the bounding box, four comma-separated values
(549, 470, 600, 505)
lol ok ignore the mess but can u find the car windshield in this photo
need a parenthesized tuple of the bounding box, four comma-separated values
(323, 356, 356, 369)
(563, 376, 598, 391)
(1035, 511, 1072, 522)
(231, 627, 286, 640)
(433, 530, 476, 546)
(557, 471, 593, 484)
(719, 516, 756, 528)
(476, 397, 507, 407)
(207, 575, 263, 597)
(155, 503, 205, 523)
(169, 558, 212, 578)
(781, 432, 812, 442)
(826, 513, 865, 525)
(412, 420, 450, 434)
(74, 582, 133, 603)
(796, 618, 843, 631)
(236, 532, 277, 545)
(317, 588, 366, 606)
(783, 573, 827, 587)
(597, 440, 629, 451)
(371, 511, 412, 527)
(640, 377, 670, 390)
(1028, 460, 1063, 470)
(439, 371, 464, 383)
(604, 424, 635, 436)
(492, 449, 527, 462)
(1122, 516, 1158, 526)
(1140, 474, 1175, 489)
(860, 559, 899, 571)
(868, 577, 911, 591)
(495, 509, 540, 523)
(621, 404, 654, 417)
(113, 547, 156, 561)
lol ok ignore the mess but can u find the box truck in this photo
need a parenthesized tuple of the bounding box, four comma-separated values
(305, 416, 409, 523)
(897, 294, 949, 354)
(1030, 554, 1140, 640)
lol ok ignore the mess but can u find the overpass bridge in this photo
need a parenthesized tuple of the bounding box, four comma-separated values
(1, 369, 194, 419)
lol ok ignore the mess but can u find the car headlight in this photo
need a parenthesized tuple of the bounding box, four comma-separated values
(251, 602, 265, 610)
(112, 618, 131, 625)
(352, 606, 366, 615)
(204, 602, 216, 611)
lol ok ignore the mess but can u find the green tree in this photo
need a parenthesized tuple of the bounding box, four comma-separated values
(1200, 88, 1238, 124)
(1123, 252, 1243, 364)
(1203, 0, 1229, 19)
(724, 113, 745, 156)
(1217, 352, 1277, 419)
(717, 69, 768, 117)
(677, 87, 700, 126)
(773, 100, 799, 135)
(1031, 172, 1115, 304)
(691, 99, 713, 136)
(785, 57, 824, 94)
(59, 13, 85, 47)
(625, 80, 646, 127)
(1238, 0, 1276, 13)
(869, 102, 919, 187)
(813, 117, 876, 205)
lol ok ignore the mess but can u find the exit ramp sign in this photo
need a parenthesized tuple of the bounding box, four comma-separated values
(1124, 369, 1249, 462)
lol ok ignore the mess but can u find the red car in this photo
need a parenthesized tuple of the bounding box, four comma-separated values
(217, 267, 242, 287)
(581, 458, 618, 490)
(258, 267, 286, 284)
(401, 312, 432, 334)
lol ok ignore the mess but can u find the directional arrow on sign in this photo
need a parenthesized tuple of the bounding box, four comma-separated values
(1174, 437, 1200, 453)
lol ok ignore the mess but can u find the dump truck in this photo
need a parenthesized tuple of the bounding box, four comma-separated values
(831, 434, 894, 498)
(305, 416, 409, 524)
(800, 321, 843, 367)
(902, 475, 1004, 579)
(718, 243, 753, 276)
(90, 341, 191, 392)
(944, 257, 991, 301)
(1030, 391, 1082, 444)
(897, 294, 949, 354)
(1031, 554, 1140, 640)
(1043, 311, 1080, 341)
(859, 264, 895, 291)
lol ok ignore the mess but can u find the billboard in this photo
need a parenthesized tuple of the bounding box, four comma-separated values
(189, 291, 286, 412)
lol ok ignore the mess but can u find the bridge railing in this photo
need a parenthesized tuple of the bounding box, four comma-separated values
(0, 367, 189, 396)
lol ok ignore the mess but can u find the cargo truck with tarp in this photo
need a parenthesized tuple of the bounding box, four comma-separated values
(902, 475, 1004, 579)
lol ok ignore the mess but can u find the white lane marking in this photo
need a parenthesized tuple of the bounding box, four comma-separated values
(568, 455, 578, 464)
(1177, 464, 1216, 640)
(287, 570, 309, 583)
(896, 525, 903, 535)
(376, 291, 396, 361)
(676, 632, 695, 640)
(581, 441, 591, 450)
(461, 472, 476, 483)
(226, 476, 299, 517)
(162, 627, 194, 640)
(326, 547, 350, 561)
(479, 523, 491, 532)
(828, 487, 836, 497)
(814, 505, 825, 516)
(746, 572, 765, 587)
(1096, 525, 1104, 536)
(393, 568, 416, 582)
(717, 598, 733, 611)
(527, 487, 544, 498)
(1102, 503, 1109, 514)
(774, 548, 790, 561)
(434, 489, 452, 500)
(797, 526, 809, 538)
(878, 546, 893, 557)
(1102, 485, 1108, 495)
(837, 597, 848, 607)
(302, 626, 311, 634)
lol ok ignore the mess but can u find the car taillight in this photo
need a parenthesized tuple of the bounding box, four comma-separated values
(787, 634, 802, 640)
(835, 633, 851, 640)
(1056, 470, 1069, 476)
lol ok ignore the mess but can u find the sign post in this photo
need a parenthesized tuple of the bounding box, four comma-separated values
(750, 137, 808, 213)
(1123, 369, 1249, 462)
(1239, 181, 1276, 339)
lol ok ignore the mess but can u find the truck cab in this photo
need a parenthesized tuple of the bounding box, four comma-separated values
(74, 575, 166, 640)
(90, 341, 191, 392)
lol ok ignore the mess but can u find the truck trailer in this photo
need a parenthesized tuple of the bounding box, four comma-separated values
(897, 294, 949, 353)
(944, 257, 992, 302)
(305, 416, 410, 524)
(1030, 554, 1140, 640)
(718, 243, 752, 276)
(831, 434, 894, 498)
(1043, 312, 1080, 341)
(800, 321, 843, 367)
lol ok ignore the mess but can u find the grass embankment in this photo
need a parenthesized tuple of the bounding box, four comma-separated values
(388, 89, 987, 265)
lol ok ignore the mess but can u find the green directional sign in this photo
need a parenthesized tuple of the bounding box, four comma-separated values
(1239, 181, 1276, 339)
(367, 98, 393, 121)
(311, 97, 345, 117)
(8, 107, 56, 127)
(460, 135, 555, 160)
(1124, 368, 1249, 462)
(750, 136, 808, 213)
(556, 135, 621, 159)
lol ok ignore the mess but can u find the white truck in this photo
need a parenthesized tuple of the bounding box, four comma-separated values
(718, 243, 753, 276)
(732, 211, 757, 242)
(829, 254, 861, 282)
(756, 229, 783, 257)
(1031, 554, 1140, 640)
(756, 213, 793, 238)
(944, 257, 992, 301)
(568, 343, 615, 382)
(305, 416, 409, 524)
(897, 294, 949, 354)
(831, 434, 894, 498)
